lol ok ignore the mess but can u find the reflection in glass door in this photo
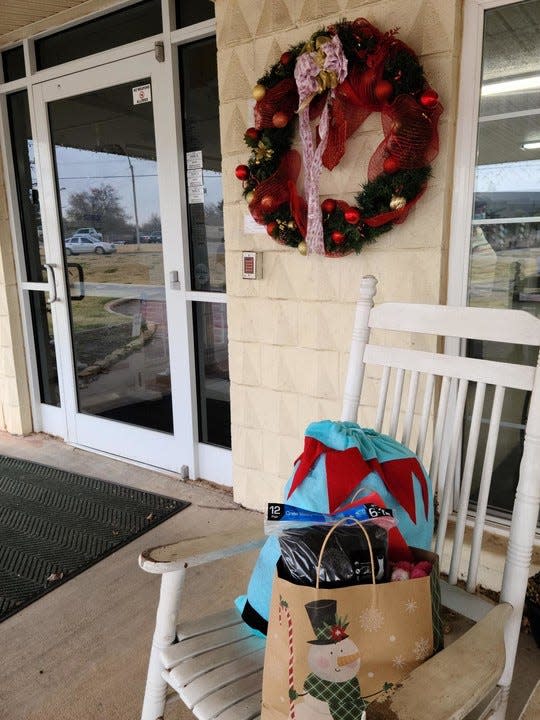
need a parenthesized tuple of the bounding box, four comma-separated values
(179, 36, 230, 450)
(6, 90, 61, 412)
(47, 79, 173, 433)
(464, 0, 540, 516)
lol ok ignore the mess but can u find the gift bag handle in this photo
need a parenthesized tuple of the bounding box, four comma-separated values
(316, 517, 376, 590)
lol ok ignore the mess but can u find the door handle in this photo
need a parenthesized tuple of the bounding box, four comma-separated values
(67, 263, 85, 301)
(42, 263, 58, 303)
(169, 270, 181, 290)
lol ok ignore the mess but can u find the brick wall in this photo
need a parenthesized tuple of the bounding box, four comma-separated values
(215, 0, 462, 509)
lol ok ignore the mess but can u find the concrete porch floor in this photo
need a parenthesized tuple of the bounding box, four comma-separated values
(0, 431, 538, 720)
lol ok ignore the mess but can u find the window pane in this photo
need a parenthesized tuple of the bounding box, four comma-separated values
(2, 46, 25, 82)
(175, 1, 214, 28)
(7, 91, 59, 406)
(6, 92, 46, 283)
(35, 0, 162, 71)
(28, 291, 60, 407)
(479, 0, 540, 117)
(466, 0, 540, 515)
(193, 302, 230, 448)
(48, 79, 173, 433)
(178, 37, 225, 292)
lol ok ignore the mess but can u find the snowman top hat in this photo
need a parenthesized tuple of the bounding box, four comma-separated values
(305, 599, 349, 645)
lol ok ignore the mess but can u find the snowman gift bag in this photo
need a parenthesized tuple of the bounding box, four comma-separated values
(261, 519, 441, 720)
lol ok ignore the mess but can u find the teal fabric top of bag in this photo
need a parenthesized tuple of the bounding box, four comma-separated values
(285, 421, 432, 539)
(236, 421, 434, 636)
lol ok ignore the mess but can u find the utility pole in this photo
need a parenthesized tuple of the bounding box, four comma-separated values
(126, 153, 141, 250)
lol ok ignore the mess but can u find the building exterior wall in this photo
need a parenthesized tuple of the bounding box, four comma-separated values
(214, 0, 462, 510)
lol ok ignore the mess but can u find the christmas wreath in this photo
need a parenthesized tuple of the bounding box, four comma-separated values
(235, 18, 443, 256)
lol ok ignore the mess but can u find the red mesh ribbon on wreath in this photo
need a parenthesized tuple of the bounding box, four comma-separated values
(248, 149, 302, 224)
(320, 30, 413, 170)
(319, 18, 392, 169)
(338, 17, 388, 67)
(363, 185, 426, 228)
(321, 65, 376, 170)
(254, 78, 298, 129)
(288, 180, 308, 237)
(368, 94, 443, 179)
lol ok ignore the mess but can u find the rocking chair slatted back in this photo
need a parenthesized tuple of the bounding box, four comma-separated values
(341, 275, 540, 713)
(140, 275, 540, 720)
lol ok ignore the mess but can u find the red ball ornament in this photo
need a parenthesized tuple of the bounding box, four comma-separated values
(419, 89, 439, 108)
(383, 156, 400, 174)
(272, 111, 289, 128)
(344, 207, 361, 225)
(266, 221, 278, 237)
(260, 195, 275, 212)
(374, 79, 393, 103)
(331, 231, 346, 245)
(245, 127, 260, 141)
(235, 164, 250, 181)
(280, 51, 293, 66)
(321, 198, 337, 214)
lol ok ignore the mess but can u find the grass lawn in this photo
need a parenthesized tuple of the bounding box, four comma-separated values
(70, 249, 164, 285)
(71, 296, 128, 330)
(68, 250, 163, 331)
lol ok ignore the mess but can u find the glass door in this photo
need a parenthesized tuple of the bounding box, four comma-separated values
(32, 53, 195, 472)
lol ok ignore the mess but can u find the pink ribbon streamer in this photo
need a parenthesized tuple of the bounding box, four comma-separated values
(294, 35, 348, 255)
(297, 101, 330, 254)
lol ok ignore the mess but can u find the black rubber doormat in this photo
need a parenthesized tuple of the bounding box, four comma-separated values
(0, 454, 190, 622)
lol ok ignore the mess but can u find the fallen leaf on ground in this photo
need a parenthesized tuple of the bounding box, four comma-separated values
(46, 572, 64, 583)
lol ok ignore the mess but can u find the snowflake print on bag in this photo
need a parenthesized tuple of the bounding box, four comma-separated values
(359, 606, 384, 632)
(404, 598, 418, 614)
(413, 637, 432, 661)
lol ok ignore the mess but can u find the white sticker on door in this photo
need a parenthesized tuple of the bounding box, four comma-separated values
(132, 84, 152, 105)
(186, 150, 203, 169)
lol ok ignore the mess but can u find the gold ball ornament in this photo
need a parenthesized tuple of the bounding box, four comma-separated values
(245, 191, 255, 204)
(297, 241, 308, 256)
(252, 84, 266, 101)
(390, 195, 407, 211)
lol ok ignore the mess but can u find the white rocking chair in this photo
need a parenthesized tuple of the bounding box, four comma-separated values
(139, 275, 540, 720)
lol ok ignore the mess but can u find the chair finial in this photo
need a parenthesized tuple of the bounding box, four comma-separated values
(359, 275, 378, 302)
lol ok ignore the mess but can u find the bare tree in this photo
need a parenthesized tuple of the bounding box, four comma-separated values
(64, 184, 130, 234)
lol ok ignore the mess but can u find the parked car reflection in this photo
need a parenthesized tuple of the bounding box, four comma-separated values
(64, 234, 117, 255)
(73, 226, 103, 240)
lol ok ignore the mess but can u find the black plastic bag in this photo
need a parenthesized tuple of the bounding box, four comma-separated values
(277, 522, 388, 588)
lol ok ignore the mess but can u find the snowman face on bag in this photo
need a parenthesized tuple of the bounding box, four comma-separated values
(307, 637, 361, 682)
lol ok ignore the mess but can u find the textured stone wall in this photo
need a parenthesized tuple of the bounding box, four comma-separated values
(215, 0, 462, 509)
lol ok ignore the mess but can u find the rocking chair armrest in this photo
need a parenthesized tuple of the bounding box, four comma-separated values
(366, 602, 512, 720)
(139, 526, 266, 574)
